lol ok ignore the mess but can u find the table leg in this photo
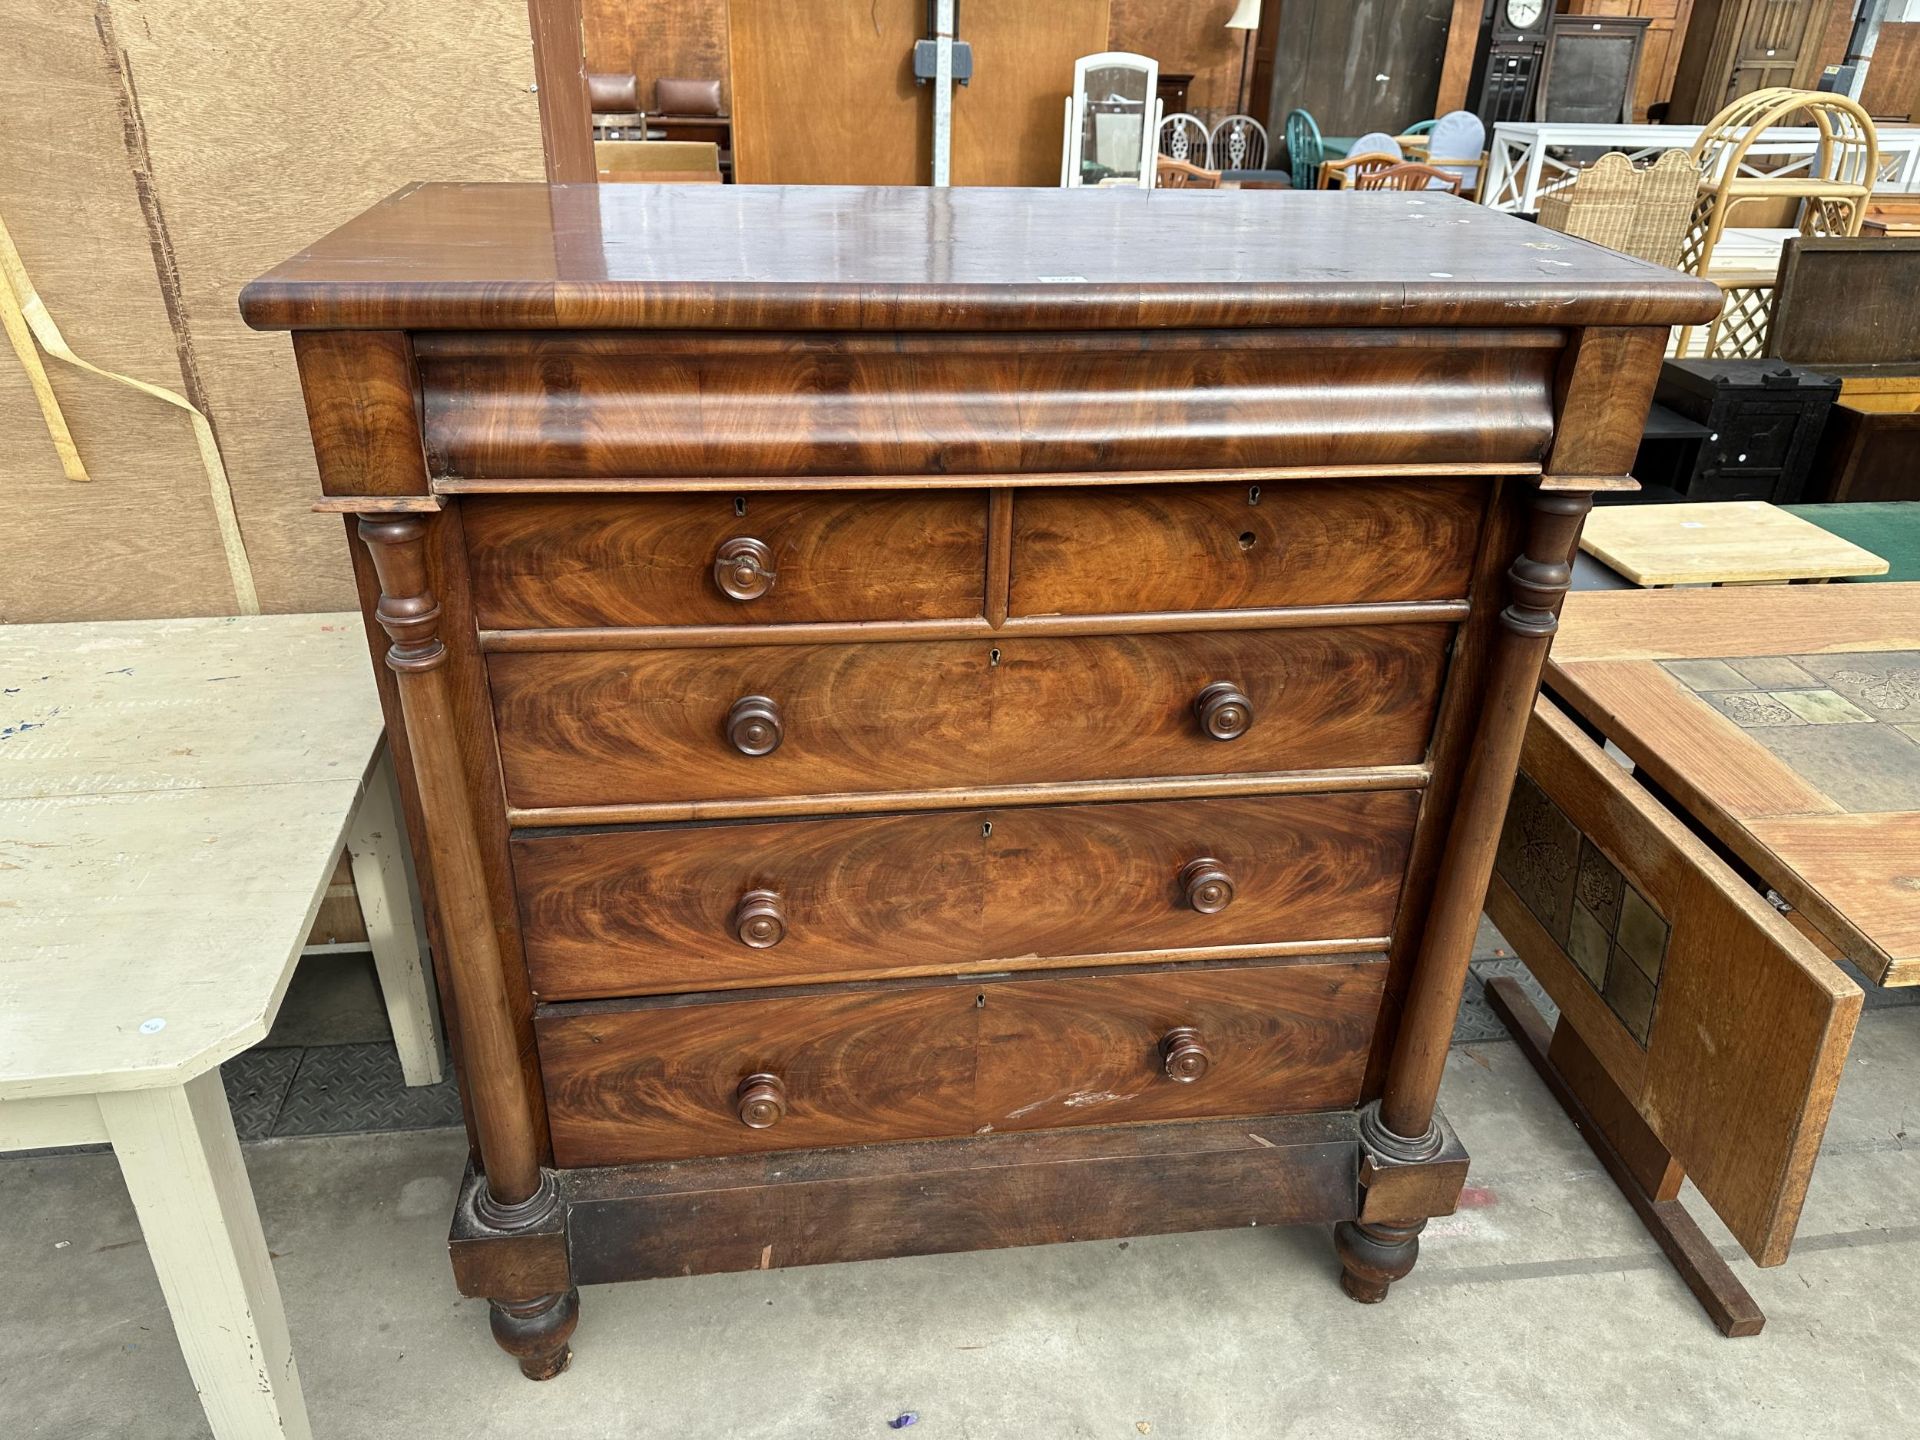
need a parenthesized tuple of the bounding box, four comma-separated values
(348, 746, 444, 1086)
(1482, 977, 1765, 1338)
(1520, 140, 1548, 216)
(97, 1071, 313, 1439)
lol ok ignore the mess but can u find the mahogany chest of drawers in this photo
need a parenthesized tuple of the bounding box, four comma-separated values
(244, 183, 1720, 1377)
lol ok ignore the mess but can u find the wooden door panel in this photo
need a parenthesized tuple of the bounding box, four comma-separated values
(1486, 696, 1860, 1265)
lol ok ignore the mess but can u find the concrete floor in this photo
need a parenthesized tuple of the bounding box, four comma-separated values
(5, 1011, 1919, 1440)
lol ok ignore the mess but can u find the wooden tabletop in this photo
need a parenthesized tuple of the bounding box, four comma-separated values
(238, 182, 1725, 333)
(1579, 501, 1891, 587)
(0, 615, 382, 1098)
(1548, 585, 1920, 985)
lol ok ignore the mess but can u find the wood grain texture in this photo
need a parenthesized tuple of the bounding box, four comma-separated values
(581, 0, 731, 114)
(1008, 478, 1484, 615)
(418, 330, 1561, 479)
(1743, 813, 1920, 986)
(951, 0, 1112, 187)
(487, 625, 1451, 810)
(90, 1, 542, 617)
(1484, 976, 1766, 1338)
(1549, 660, 1843, 822)
(434, 461, 1540, 494)
(1363, 474, 1525, 1100)
(1111, 0, 1245, 117)
(725, 0, 925, 185)
(513, 790, 1420, 998)
(1488, 697, 1861, 1266)
(526, 0, 594, 182)
(239, 184, 1728, 334)
(1579, 501, 1888, 586)
(292, 332, 427, 497)
(462, 490, 988, 628)
(538, 957, 1387, 1165)
(1550, 584, 1920, 663)
(0, 7, 241, 620)
(562, 1112, 1361, 1283)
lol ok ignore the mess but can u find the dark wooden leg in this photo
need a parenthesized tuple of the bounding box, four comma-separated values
(1483, 976, 1766, 1338)
(490, 1289, 581, 1381)
(360, 515, 574, 1375)
(1334, 1219, 1425, 1303)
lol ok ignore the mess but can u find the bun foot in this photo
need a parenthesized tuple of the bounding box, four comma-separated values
(490, 1288, 580, 1380)
(1334, 1219, 1424, 1304)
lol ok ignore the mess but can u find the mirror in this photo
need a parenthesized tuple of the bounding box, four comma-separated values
(1061, 51, 1161, 187)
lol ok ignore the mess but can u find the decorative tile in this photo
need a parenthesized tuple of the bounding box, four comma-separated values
(1495, 773, 1578, 946)
(1749, 722, 1920, 814)
(1704, 690, 1803, 728)
(1792, 651, 1920, 722)
(1729, 656, 1820, 690)
(1770, 689, 1874, 725)
(1662, 659, 1753, 692)
(1616, 886, 1669, 982)
(1567, 903, 1612, 989)
(1496, 770, 1668, 1051)
(1574, 837, 1624, 932)
(1603, 950, 1658, 1044)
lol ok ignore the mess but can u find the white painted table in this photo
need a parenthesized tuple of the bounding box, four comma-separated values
(0, 614, 443, 1440)
(1480, 121, 1920, 213)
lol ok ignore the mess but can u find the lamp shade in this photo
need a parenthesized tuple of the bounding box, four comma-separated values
(1225, 0, 1262, 30)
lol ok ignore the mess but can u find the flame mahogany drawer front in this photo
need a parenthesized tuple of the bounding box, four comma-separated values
(1008, 478, 1483, 616)
(489, 624, 1451, 812)
(512, 790, 1421, 999)
(536, 957, 1388, 1166)
(462, 490, 990, 629)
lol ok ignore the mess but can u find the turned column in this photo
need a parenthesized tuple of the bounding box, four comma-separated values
(1337, 488, 1591, 1297)
(357, 513, 577, 1377)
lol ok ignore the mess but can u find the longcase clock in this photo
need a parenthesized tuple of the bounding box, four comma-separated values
(1470, 0, 1554, 124)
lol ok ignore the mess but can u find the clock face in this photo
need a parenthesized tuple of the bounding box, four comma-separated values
(1506, 0, 1545, 27)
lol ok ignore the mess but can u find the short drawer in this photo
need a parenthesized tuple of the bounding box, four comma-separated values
(489, 625, 1450, 811)
(514, 790, 1420, 998)
(463, 490, 988, 628)
(1008, 478, 1483, 616)
(537, 957, 1386, 1165)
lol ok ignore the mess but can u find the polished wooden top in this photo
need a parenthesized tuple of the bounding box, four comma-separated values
(240, 182, 1724, 333)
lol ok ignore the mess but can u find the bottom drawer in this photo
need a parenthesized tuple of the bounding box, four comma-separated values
(538, 957, 1385, 1166)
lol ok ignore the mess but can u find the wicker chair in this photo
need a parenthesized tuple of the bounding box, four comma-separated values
(1154, 156, 1227, 189)
(1318, 152, 1401, 190)
(1536, 150, 1698, 268)
(1353, 162, 1463, 194)
(1677, 88, 1879, 354)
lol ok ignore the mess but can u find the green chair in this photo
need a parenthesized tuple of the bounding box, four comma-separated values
(1285, 109, 1324, 191)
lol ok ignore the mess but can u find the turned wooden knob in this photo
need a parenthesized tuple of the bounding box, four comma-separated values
(1179, 858, 1235, 914)
(1193, 681, 1254, 741)
(714, 537, 775, 601)
(726, 695, 783, 756)
(1160, 1027, 1212, 1083)
(732, 890, 787, 948)
(736, 1073, 787, 1129)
